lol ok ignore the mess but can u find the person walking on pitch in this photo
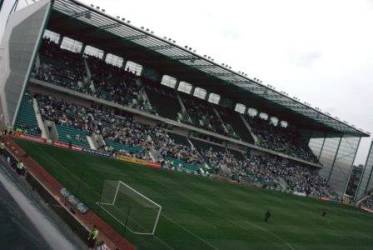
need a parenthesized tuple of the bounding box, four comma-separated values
(265, 210, 271, 223)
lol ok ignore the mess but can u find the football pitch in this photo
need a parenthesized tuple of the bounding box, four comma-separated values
(17, 139, 373, 250)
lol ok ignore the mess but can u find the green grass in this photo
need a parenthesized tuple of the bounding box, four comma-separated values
(17, 139, 373, 250)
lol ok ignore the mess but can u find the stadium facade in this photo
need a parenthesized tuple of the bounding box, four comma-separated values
(356, 141, 373, 200)
(0, 0, 370, 197)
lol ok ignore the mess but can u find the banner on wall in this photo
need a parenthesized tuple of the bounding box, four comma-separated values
(82, 148, 111, 158)
(17, 133, 46, 143)
(53, 141, 82, 152)
(16, 133, 82, 152)
(116, 154, 160, 169)
(320, 197, 331, 201)
(15, 133, 160, 169)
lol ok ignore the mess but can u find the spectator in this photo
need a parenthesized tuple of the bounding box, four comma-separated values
(88, 225, 99, 249)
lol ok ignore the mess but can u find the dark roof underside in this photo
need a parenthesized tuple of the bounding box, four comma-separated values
(45, 0, 369, 137)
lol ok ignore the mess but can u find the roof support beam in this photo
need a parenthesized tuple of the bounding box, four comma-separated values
(71, 10, 90, 18)
(171, 55, 198, 61)
(265, 95, 286, 102)
(271, 100, 296, 107)
(235, 84, 262, 92)
(233, 81, 259, 88)
(98, 22, 122, 30)
(124, 34, 148, 41)
(147, 44, 174, 50)
(246, 88, 265, 95)
(231, 79, 251, 83)
(211, 72, 233, 77)
(193, 64, 218, 69)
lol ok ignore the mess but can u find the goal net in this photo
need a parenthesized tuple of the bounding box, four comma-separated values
(97, 180, 162, 235)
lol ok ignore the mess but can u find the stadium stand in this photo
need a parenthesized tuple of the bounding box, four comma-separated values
(55, 124, 89, 147)
(2, 1, 372, 249)
(33, 38, 320, 164)
(36, 39, 85, 91)
(181, 95, 226, 134)
(217, 106, 254, 142)
(34, 39, 152, 112)
(144, 84, 183, 120)
(14, 93, 41, 136)
(245, 115, 318, 162)
(20, 32, 338, 198)
(22, 91, 329, 197)
(35, 94, 202, 168)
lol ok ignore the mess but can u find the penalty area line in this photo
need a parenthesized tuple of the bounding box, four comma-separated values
(243, 221, 295, 250)
(161, 213, 218, 250)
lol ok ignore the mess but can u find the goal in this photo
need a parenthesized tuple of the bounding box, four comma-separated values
(97, 180, 162, 235)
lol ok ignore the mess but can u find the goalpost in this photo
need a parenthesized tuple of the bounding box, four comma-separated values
(97, 180, 162, 235)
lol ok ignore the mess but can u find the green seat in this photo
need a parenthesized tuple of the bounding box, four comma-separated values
(165, 157, 201, 173)
(56, 125, 89, 147)
(14, 93, 40, 136)
(106, 140, 144, 154)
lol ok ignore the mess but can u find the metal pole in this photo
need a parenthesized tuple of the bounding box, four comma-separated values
(353, 138, 368, 201)
(318, 136, 326, 161)
(152, 206, 162, 235)
(112, 181, 121, 205)
(7, 0, 19, 25)
(363, 141, 373, 194)
(343, 137, 361, 196)
(327, 136, 343, 183)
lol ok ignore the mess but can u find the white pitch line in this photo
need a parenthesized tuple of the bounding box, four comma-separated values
(243, 220, 295, 250)
(36, 147, 176, 249)
(177, 190, 294, 250)
(33, 146, 292, 249)
(161, 213, 218, 250)
(97, 204, 175, 250)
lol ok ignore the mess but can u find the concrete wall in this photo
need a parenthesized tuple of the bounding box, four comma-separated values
(0, 0, 50, 127)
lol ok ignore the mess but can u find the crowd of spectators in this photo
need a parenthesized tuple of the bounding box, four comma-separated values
(33, 39, 152, 112)
(86, 55, 151, 112)
(203, 148, 240, 175)
(247, 116, 318, 162)
(16, 92, 329, 197)
(36, 94, 202, 164)
(34, 39, 85, 91)
(33, 38, 319, 164)
(198, 144, 329, 197)
(152, 133, 204, 166)
(182, 97, 226, 135)
(241, 154, 329, 197)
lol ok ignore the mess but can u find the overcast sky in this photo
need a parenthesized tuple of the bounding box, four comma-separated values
(1, 0, 372, 164)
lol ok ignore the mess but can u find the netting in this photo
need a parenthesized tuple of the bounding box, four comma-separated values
(97, 180, 162, 235)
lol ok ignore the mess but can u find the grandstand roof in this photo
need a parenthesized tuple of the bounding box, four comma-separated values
(49, 0, 369, 137)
